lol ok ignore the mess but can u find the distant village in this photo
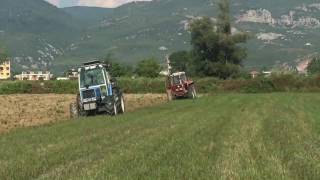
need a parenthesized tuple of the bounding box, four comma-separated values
(0, 59, 78, 81)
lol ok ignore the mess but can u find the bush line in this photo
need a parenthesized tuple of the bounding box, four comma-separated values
(2, 75, 320, 95)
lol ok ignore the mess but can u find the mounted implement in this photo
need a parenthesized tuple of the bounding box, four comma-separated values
(70, 61, 125, 118)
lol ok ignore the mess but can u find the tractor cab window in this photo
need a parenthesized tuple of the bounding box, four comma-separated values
(172, 76, 180, 85)
(172, 74, 186, 85)
(80, 67, 105, 88)
(180, 74, 187, 82)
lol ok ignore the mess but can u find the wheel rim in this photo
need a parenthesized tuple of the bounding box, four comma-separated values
(121, 96, 125, 113)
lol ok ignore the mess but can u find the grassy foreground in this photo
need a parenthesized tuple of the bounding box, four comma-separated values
(1, 94, 320, 179)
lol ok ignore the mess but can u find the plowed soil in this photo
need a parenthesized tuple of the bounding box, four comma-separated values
(0, 94, 166, 133)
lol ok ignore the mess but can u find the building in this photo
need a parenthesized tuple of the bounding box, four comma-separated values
(56, 77, 69, 81)
(67, 69, 78, 80)
(262, 71, 272, 77)
(15, 71, 53, 81)
(0, 60, 11, 80)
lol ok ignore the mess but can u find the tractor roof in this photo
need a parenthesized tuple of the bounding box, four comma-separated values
(171, 72, 186, 76)
(78, 60, 107, 72)
(83, 60, 102, 66)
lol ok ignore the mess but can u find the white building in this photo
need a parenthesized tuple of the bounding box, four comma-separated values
(15, 71, 53, 81)
(0, 60, 11, 80)
(67, 69, 78, 80)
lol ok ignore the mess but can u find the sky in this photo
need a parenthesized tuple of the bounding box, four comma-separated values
(45, 0, 152, 8)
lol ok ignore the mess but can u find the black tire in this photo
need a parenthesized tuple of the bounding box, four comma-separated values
(188, 85, 197, 99)
(76, 93, 88, 117)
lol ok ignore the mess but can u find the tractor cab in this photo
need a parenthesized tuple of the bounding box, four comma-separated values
(70, 61, 125, 117)
(78, 61, 112, 105)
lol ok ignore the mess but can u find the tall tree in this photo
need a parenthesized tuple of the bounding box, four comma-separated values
(190, 0, 248, 79)
(169, 51, 193, 73)
(102, 53, 131, 77)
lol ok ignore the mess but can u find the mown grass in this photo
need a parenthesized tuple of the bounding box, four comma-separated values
(0, 94, 320, 179)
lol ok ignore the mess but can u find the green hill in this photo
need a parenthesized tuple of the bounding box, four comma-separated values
(0, 0, 81, 72)
(2, 0, 320, 73)
(1, 94, 320, 179)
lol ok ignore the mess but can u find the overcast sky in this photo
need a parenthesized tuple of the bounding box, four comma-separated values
(45, 0, 152, 8)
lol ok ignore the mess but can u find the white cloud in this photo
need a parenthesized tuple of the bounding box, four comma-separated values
(46, 0, 152, 8)
(46, 0, 60, 6)
(77, 0, 152, 8)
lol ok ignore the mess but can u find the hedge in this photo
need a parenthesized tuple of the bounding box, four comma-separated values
(2, 74, 320, 95)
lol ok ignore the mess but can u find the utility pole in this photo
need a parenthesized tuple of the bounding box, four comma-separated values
(166, 54, 172, 76)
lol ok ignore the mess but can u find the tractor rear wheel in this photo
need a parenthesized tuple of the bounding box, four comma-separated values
(188, 85, 197, 99)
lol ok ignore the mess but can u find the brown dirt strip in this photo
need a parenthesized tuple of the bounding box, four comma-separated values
(0, 94, 167, 134)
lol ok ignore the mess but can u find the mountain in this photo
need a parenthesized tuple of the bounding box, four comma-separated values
(1, 0, 320, 73)
(0, 0, 83, 72)
(62, 6, 113, 26)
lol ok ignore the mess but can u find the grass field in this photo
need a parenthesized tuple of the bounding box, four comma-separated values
(1, 93, 320, 179)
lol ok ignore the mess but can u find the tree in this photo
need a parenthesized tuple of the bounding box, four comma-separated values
(169, 51, 193, 73)
(190, 0, 248, 79)
(109, 63, 128, 77)
(136, 58, 161, 78)
(102, 53, 131, 77)
(307, 57, 320, 74)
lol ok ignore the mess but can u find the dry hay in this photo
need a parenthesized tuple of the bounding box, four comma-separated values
(0, 94, 166, 133)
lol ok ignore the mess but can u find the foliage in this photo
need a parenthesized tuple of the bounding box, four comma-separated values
(190, 0, 248, 79)
(135, 58, 161, 78)
(103, 53, 132, 77)
(3, 74, 320, 94)
(169, 51, 193, 74)
(307, 57, 320, 74)
(0, 81, 77, 95)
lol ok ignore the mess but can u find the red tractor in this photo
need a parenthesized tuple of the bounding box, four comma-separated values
(164, 55, 197, 101)
(166, 71, 197, 101)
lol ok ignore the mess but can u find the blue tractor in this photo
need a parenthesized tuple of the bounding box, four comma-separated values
(70, 61, 125, 118)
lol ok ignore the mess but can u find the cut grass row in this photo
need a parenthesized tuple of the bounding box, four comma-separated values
(0, 93, 320, 179)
